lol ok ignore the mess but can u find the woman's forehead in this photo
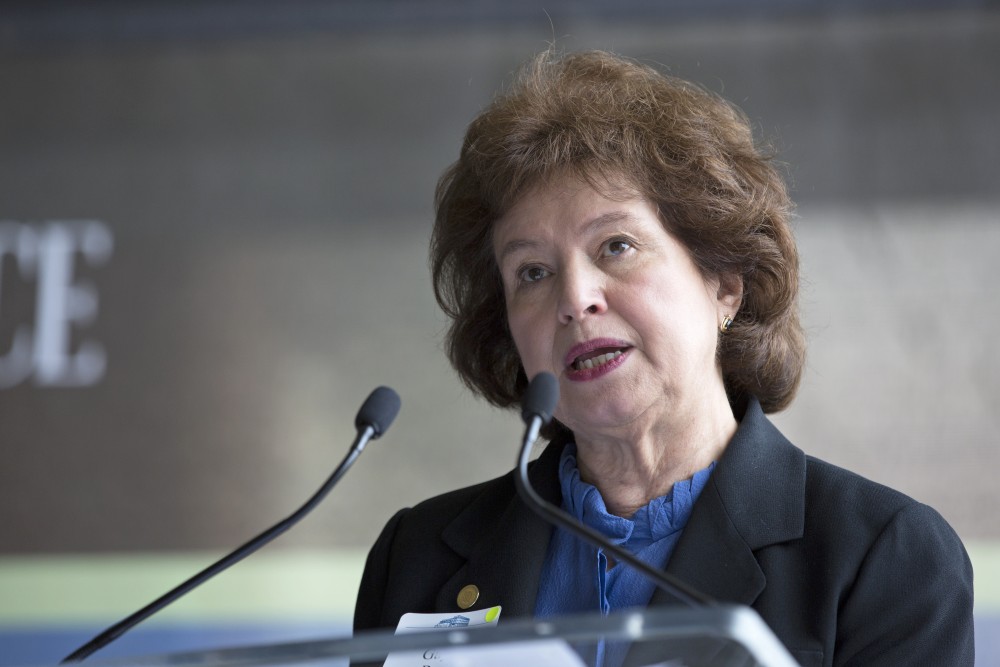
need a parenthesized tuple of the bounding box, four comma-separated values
(496, 171, 642, 229)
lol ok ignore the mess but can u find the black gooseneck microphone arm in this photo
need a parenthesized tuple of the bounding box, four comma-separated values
(514, 372, 713, 608)
(62, 386, 402, 663)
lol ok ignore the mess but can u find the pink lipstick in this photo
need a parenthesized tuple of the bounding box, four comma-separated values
(564, 338, 631, 382)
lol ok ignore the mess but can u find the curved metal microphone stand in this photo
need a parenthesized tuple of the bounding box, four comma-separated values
(63, 385, 400, 663)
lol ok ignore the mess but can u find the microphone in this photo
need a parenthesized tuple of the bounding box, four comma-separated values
(514, 372, 712, 607)
(62, 386, 402, 663)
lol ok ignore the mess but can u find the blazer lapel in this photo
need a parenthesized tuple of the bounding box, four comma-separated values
(434, 440, 566, 618)
(658, 481, 766, 606)
(653, 399, 806, 608)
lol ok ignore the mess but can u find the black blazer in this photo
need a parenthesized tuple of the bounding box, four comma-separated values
(354, 400, 975, 666)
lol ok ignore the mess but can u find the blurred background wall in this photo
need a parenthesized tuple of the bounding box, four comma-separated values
(1, 1, 998, 664)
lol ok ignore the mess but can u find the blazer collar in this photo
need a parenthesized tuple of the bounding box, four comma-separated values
(656, 398, 806, 606)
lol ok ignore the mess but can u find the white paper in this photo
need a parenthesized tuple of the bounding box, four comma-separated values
(393, 607, 502, 634)
(384, 639, 586, 667)
(383, 607, 585, 667)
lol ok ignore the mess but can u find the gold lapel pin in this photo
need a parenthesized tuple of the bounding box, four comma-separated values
(456, 584, 480, 610)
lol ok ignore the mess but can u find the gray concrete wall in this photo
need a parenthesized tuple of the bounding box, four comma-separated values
(1, 8, 997, 556)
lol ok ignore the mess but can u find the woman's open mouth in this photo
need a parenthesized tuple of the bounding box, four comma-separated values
(572, 348, 625, 371)
(565, 340, 632, 380)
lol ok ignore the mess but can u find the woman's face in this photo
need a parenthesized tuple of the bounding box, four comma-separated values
(493, 175, 740, 437)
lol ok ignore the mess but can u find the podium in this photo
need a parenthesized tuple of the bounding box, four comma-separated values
(76, 604, 801, 667)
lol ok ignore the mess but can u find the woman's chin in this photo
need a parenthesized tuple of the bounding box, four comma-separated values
(558, 404, 648, 440)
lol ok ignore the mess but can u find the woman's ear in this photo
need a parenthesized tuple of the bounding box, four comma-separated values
(716, 271, 744, 316)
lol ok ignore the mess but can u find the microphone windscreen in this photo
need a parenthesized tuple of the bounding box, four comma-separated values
(521, 372, 559, 425)
(355, 386, 401, 437)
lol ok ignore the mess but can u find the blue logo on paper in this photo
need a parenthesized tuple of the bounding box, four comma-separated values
(434, 615, 470, 628)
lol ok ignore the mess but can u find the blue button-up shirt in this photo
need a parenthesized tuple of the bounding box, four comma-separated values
(534, 443, 715, 666)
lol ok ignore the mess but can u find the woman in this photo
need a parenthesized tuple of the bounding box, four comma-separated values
(354, 51, 974, 666)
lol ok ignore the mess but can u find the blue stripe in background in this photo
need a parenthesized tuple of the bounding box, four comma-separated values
(976, 616, 1000, 667)
(1, 621, 350, 667)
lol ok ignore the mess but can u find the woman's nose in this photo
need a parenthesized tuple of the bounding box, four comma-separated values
(557, 264, 608, 324)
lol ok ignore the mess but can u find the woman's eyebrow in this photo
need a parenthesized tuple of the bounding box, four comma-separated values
(583, 210, 634, 236)
(496, 238, 540, 266)
(497, 211, 635, 265)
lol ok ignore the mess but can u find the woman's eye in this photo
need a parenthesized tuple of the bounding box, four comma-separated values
(518, 266, 550, 283)
(602, 239, 633, 257)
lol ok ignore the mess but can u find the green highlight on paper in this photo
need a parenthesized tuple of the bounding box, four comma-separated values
(485, 606, 501, 623)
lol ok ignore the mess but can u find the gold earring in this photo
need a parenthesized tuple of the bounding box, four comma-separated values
(720, 315, 733, 333)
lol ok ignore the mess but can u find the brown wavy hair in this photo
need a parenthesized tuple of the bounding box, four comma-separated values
(431, 50, 805, 421)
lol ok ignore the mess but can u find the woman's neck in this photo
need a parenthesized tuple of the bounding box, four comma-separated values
(572, 392, 737, 518)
